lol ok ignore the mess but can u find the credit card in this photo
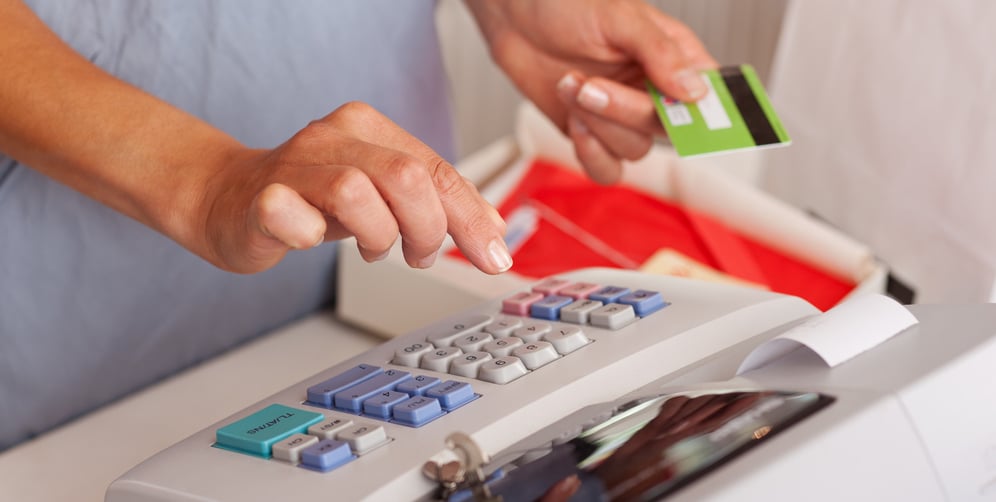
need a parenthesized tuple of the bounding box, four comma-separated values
(648, 64, 790, 158)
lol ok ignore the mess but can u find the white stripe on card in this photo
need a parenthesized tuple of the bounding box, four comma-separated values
(697, 74, 733, 130)
(664, 103, 693, 126)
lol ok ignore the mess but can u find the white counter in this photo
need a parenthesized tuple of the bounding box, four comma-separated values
(0, 311, 380, 502)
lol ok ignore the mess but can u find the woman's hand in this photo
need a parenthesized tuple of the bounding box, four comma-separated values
(0, 0, 509, 276)
(200, 102, 510, 275)
(467, 0, 718, 183)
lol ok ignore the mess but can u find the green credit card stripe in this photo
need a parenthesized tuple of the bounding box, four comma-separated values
(719, 66, 780, 146)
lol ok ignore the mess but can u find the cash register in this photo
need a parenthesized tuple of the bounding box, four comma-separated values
(105, 268, 996, 501)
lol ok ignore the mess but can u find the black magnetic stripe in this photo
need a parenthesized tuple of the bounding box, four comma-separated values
(720, 67, 780, 146)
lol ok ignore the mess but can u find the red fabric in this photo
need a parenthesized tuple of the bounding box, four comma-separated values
(449, 159, 853, 311)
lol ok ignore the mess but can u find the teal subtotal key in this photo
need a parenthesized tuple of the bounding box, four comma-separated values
(215, 404, 324, 458)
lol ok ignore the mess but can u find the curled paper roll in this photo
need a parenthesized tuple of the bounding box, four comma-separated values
(737, 293, 918, 374)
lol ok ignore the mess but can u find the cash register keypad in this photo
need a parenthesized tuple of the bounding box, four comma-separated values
(393, 278, 668, 384)
(213, 278, 668, 473)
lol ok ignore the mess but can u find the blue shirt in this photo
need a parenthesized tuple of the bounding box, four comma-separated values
(0, 0, 453, 450)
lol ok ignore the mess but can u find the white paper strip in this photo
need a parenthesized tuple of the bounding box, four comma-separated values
(737, 294, 918, 374)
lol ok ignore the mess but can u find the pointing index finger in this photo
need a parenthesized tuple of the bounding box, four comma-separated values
(429, 159, 512, 274)
(327, 103, 510, 274)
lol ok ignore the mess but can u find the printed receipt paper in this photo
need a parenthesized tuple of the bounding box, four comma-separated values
(649, 64, 791, 158)
(737, 294, 919, 374)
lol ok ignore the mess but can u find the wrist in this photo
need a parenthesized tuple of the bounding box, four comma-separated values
(464, 0, 518, 62)
(159, 137, 257, 269)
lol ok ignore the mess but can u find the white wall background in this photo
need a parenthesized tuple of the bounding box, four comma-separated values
(436, 0, 789, 158)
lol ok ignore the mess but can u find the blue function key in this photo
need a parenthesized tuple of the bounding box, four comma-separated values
(392, 395, 444, 426)
(588, 286, 631, 304)
(618, 290, 668, 317)
(215, 404, 324, 458)
(334, 369, 412, 413)
(306, 364, 382, 408)
(299, 439, 353, 472)
(425, 380, 476, 410)
(396, 374, 441, 396)
(363, 390, 410, 419)
(529, 295, 575, 320)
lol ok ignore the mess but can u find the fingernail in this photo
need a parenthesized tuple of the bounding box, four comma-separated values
(487, 238, 513, 273)
(361, 248, 389, 262)
(415, 251, 438, 269)
(312, 234, 324, 248)
(675, 69, 707, 100)
(557, 73, 580, 96)
(578, 82, 609, 111)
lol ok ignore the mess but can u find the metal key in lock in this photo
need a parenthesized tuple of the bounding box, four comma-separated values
(422, 459, 465, 499)
(423, 432, 501, 501)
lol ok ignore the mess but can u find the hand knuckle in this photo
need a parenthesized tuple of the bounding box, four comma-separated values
(430, 159, 467, 198)
(326, 167, 370, 208)
(334, 101, 376, 121)
(285, 121, 336, 153)
(384, 155, 428, 193)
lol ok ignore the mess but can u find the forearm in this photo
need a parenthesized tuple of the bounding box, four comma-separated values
(463, 0, 506, 46)
(0, 0, 245, 256)
(463, 0, 543, 67)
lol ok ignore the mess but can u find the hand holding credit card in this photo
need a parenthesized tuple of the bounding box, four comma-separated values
(648, 64, 790, 157)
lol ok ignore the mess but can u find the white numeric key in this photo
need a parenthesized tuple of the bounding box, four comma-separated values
(421, 346, 463, 373)
(544, 326, 590, 354)
(425, 314, 492, 347)
(453, 332, 494, 352)
(512, 341, 559, 370)
(483, 316, 523, 337)
(513, 322, 552, 343)
(393, 341, 435, 367)
(450, 351, 493, 378)
(482, 336, 524, 357)
(477, 356, 529, 384)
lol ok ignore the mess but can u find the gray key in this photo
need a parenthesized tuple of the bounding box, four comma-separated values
(425, 314, 493, 347)
(590, 303, 636, 329)
(560, 299, 603, 324)
(512, 322, 552, 343)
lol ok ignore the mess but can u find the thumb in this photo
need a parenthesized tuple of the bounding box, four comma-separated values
(245, 183, 327, 267)
(603, 8, 710, 102)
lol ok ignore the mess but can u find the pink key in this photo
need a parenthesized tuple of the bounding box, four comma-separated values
(531, 278, 573, 295)
(558, 282, 603, 299)
(502, 291, 544, 316)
